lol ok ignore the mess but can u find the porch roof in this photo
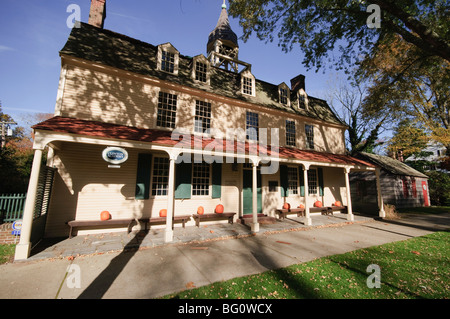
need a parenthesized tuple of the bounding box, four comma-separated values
(33, 116, 374, 168)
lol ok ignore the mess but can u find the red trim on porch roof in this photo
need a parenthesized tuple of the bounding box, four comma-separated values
(32, 116, 374, 167)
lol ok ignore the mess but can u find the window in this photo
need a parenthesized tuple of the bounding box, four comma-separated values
(299, 94, 306, 109)
(192, 163, 210, 196)
(286, 120, 296, 147)
(280, 88, 288, 105)
(287, 167, 299, 195)
(151, 157, 169, 196)
(242, 77, 253, 95)
(307, 169, 318, 195)
(194, 100, 212, 133)
(411, 177, 417, 198)
(246, 111, 259, 141)
(195, 61, 208, 83)
(157, 92, 177, 128)
(402, 178, 409, 198)
(305, 124, 314, 150)
(161, 50, 175, 73)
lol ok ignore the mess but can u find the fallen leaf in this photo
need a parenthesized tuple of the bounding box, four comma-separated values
(411, 251, 421, 255)
(210, 230, 214, 233)
(276, 240, 292, 245)
(186, 281, 196, 288)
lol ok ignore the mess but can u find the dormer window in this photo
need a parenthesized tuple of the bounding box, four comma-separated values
(161, 51, 175, 73)
(157, 43, 179, 75)
(298, 91, 308, 110)
(195, 62, 207, 82)
(243, 77, 253, 95)
(191, 55, 210, 85)
(278, 83, 290, 106)
(241, 69, 255, 96)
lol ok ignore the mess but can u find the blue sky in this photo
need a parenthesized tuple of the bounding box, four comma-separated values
(0, 0, 342, 128)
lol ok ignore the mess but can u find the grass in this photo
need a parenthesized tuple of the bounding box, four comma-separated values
(0, 244, 16, 265)
(164, 231, 450, 299)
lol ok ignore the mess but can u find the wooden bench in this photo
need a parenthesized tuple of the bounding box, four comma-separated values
(275, 208, 305, 220)
(66, 215, 191, 238)
(310, 206, 348, 216)
(192, 212, 236, 227)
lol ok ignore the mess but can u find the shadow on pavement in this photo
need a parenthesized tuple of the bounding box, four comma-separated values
(77, 231, 147, 299)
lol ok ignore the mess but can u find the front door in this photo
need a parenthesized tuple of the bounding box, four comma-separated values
(243, 168, 262, 215)
(422, 181, 429, 206)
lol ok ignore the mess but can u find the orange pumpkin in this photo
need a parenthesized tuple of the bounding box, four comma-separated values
(283, 203, 291, 210)
(100, 211, 111, 221)
(298, 204, 305, 209)
(215, 204, 224, 214)
(159, 209, 167, 217)
(197, 206, 205, 215)
(334, 201, 342, 207)
(314, 201, 323, 208)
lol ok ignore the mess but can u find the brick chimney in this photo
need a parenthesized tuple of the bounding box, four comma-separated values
(290, 74, 305, 92)
(89, 0, 106, 28)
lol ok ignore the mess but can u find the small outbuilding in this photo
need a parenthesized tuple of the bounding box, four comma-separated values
(350, 152, 430, 214)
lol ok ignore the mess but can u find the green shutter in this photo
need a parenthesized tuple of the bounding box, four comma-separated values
(135, 153, 152, 200)
(175, 162, 192, 199)
(300, 168, 305, 197)
(212, 163, 222, 199)
(318, 167, 324, 196)
(280, 165, 289, 197)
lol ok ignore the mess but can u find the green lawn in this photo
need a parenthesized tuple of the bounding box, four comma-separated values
(0, 244, 16, 265)
(164, 231, 450, 299)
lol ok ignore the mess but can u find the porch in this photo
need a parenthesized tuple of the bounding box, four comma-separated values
(28, 212, 376, 261)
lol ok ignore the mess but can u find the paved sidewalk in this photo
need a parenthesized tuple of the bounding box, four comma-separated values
(0, 212, 448, 299)
(28, 213, 373, 261)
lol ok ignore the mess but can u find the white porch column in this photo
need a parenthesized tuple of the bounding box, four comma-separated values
(344, 167, 354, 221)
(165, 156, 176, 242)
(375, 168, 386, 218)
(251, 160, 259, 233)
(303, 164, 312, 226)
(15, 149, 43, 260)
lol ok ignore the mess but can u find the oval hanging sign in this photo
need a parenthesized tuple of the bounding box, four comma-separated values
(102, 147, 129, 165)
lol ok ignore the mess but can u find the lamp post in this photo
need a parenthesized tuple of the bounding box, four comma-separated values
(1, 120, 17, 148)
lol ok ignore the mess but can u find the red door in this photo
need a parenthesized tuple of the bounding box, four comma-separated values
(422, 181, 429, 206)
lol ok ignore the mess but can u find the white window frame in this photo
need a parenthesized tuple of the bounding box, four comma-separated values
(286, 120, 296, 147)
(246, 111, 259, 141)
(305, 123, 315, 150)
(156, 91, 177, 129)
(278, 83, 290, 106)
(307, 168, 318, 195)
(151, 156, 169, 197)
(157, 43, 179, 75)
(287, 166, 299, 195)
(298, 90, 308, 110)
(194, 100, 212, 134)
(191, 55, 210, 85)
(241, 70, 256, 97)
(191, 162, 211, 197)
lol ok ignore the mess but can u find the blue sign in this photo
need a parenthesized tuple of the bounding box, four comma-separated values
(102, 147, 128, 165)
(12, 220, 22, 236)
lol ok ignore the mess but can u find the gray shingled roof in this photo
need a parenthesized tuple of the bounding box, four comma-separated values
(60, 22, 345, 126)
(357, 152, 428, 178)
(207, 7, 239, 49)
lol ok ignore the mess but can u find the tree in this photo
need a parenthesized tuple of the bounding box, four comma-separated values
(359, 34, 450, 153)
(387, 119, 430, 159)
(326, 76, 388, 154)
(228, 0, 449, 73)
